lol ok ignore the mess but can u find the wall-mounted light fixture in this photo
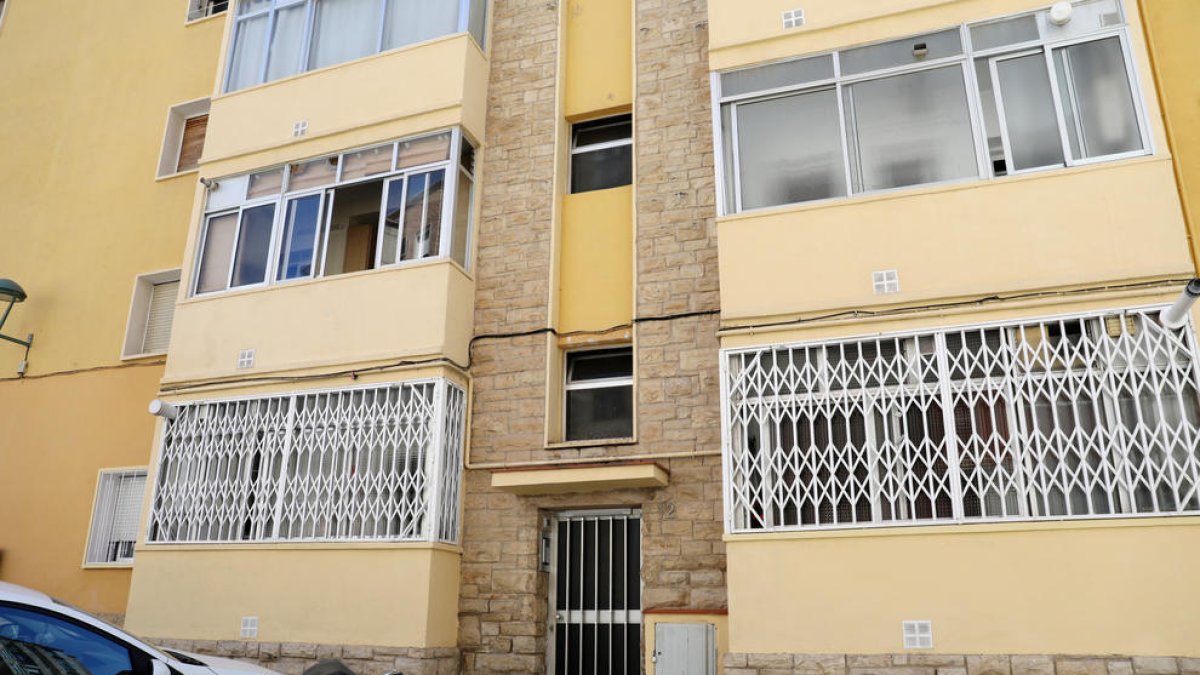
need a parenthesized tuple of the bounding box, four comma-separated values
(0, 278, 34, 376)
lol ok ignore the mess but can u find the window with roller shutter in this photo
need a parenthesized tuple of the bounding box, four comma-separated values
(85, 470, 147, 565)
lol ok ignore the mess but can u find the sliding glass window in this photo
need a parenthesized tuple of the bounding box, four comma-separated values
(225, 0, 488, 92)
(717, 0, 1149, 214)
(192, 128, 477, 296)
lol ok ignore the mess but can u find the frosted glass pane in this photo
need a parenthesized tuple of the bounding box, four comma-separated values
(266, 3, 307, 81)
(846, 66, 978, 192)
(383, 0, 458, 50)
(721, 55, 834, 97)
(196, 213, 238, 293)
(309, 0, 381, 71)
(468, 0, 487, 47)
(736, 89, 846, 209)
(995, 54, 1064, 170)
(1054, 37, 1141, 159)
(840, 29, 961, 76)
(227, 15, 268, 91)
(970, 16, 1039, 51)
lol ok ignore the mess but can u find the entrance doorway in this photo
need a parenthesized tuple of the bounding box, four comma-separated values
(547, 509, 642, 675)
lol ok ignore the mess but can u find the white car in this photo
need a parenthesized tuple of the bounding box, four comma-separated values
(0, 581, 280, 675)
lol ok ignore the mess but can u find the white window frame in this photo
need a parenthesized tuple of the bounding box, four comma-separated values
(712, 0, 1152, 216)
(224, 0, 485, 93)
(563, 346, 635, 442)
(190, 128, 475, 297)
(121, 269, 181, 359)
(156, 98, 211, 179)
(186, 0, 229, 23)
(83, 468, 148, 568)
(568, 114, 633, 195)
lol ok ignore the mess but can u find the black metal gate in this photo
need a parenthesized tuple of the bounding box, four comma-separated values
(549, 510, 642, 675)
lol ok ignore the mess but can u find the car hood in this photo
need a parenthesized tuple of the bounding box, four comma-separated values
(171, 651, 285, 675)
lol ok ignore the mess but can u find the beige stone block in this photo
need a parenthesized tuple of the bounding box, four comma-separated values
(849, 656, 898, 668)
(279, 643, 318, 659)
(849, 668, 936, 675)
(747, 653, 794, 668)
(1109, 661, 1135, 675)
(725, 669, 760, 675)
(794, 654, 847, 675)
(473, 653, 542, 672)
(968, 655, 1011, 675)
(1058, 659, 1110, 675)
(909, 656, 966, 667)
(1134, 658, 1180, 675)
(1012, 656, 1056, 675)
(1178, 659, 1200, 675)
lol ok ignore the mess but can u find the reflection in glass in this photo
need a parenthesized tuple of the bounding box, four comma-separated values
(277, 195, 323, 280)
(231, 204, 276, 287)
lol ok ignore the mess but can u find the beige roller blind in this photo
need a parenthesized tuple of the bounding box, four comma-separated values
(141, 280, 179, 354)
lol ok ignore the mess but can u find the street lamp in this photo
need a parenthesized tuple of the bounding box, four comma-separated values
(0, 278, 35, 376)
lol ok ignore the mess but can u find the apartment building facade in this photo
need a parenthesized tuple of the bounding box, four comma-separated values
(0, 0, 1197, 674)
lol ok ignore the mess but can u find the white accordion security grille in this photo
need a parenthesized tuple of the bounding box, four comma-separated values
(721, 308, 1200, 533)
(147, 379, 465, 544)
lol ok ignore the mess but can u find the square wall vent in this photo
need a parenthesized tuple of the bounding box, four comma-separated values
(237, 349, 256, 370)
(240, 616, 258, 639)
(902, 620, 933, 649)
(292, 120, 309, 137)
(783, 8, 805, 29)
(873, 269, 900, 295)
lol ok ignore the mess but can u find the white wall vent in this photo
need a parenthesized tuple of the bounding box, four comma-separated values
(292, 120, 309, 137)
(902, 620, 933, 649)
(237, 349, 256, 370)
(872, 269, 900, 295)
(240, 616, 258, 639)
(782, 8, 805, 29)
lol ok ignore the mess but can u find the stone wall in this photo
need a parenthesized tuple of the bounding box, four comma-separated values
(723, 653, 1200, 675)
(459, 0, 722, 671)
(458, 454, 725, 674)
(151, 639, 458, 675)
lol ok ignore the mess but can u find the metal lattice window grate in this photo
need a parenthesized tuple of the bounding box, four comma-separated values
(722, 308, 1200, 533)
(147, 380, 465, 544)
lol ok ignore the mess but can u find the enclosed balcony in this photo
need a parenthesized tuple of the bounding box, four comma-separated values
(164, 129, 477, 383)
(202, 0, 488, 167)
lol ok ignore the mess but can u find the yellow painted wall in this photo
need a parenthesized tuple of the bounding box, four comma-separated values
(164, 261, 475, 384)
(124, 546, 461, 647)
(203, 34, 488, 170)
(726, 518, 1200, 656)
(644, 614, 729, 675)
(0, 0, 224, 615)
(0, 365, 168, 614)
(559, 187, 635, 333)
(0, 1, 224, 377)
(718, 159, 1190, 322)
(1138, 0, 1200, 274)
(564, 0, 633, 118)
